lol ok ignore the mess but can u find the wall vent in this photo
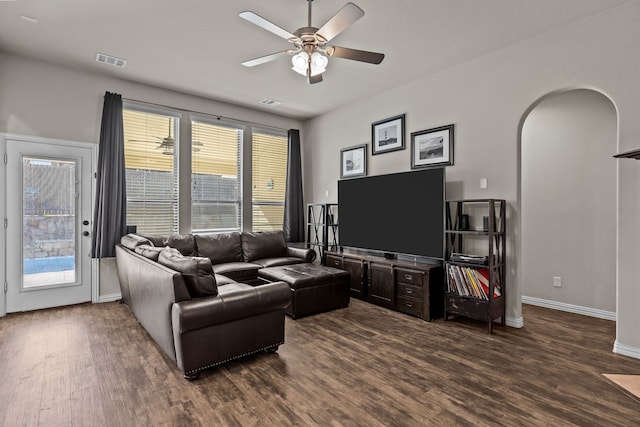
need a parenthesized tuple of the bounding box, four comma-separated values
(96, 53, 127, 68)
(259, 98, 281, 107)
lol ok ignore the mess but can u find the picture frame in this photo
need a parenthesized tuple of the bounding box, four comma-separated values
(371, 114, 405, 155)
(411, 124, 454, 169)
(340, 144, 367, 178)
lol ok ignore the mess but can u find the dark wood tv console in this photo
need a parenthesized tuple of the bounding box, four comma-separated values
(325, 250, 444, 321)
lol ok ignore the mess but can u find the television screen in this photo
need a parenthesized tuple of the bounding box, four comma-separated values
(338, 169, 444, 259)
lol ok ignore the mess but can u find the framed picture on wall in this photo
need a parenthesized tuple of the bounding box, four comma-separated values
(340, 144, 367, 178)
(371, 114, 405, 155)
(411, 124, 454, 169)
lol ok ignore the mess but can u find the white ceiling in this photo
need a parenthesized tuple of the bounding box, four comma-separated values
(0, 0, 629, 119)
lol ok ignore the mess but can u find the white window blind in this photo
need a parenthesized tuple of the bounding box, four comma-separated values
(123, 108, 179, 235)
(252, 129, 288, 232)
(191, 120, 242, 232)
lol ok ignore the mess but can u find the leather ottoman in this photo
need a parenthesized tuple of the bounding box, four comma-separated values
(258, 264, 350, 319)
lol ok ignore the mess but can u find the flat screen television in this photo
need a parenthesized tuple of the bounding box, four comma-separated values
(338, 168, 444, 260)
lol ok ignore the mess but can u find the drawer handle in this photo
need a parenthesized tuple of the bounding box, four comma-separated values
(406, 289, 413, 294)
(333, 260, 340, 266)
(405, 274, 413, 281)
(406, 302, 413, 308)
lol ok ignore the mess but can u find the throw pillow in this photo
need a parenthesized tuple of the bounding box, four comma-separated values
(158, 247, 218, 297)
(120, 234, 152, 251)
(134, 244, 163, 262)
(144, 234, 197, 256)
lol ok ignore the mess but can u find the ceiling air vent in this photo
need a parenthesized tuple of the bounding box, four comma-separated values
(96, 52, 127, 68)
(259, 98, 281, 107)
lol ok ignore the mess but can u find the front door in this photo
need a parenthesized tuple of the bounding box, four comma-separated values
(4, 137, 94, 313)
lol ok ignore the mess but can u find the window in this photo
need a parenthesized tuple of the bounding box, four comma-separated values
(123, 108, 178, 235)
(252, 130, 288, 231)
(191, 120, 242, 233)
(122, 101, 290, 235)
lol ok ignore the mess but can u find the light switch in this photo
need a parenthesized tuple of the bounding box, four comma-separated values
(480, 178, 487, 189)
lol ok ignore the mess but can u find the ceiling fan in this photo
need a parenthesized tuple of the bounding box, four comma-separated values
(239, 0, 385, 84)
(129, 119, 175, 155)
(129, 119, 204, 155)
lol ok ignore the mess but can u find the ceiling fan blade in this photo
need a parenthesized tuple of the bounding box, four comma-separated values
(242, 50, 291, 67)
(308, 73, 323, 85)
(239, 11, 296, 40)
(316, 2, 364, 42)
(326, 46, 384, 64)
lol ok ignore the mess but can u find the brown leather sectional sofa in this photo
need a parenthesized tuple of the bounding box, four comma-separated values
(115, 230, 316, 379)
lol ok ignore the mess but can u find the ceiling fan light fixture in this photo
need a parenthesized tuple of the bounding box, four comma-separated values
(291, 50, 328, 77)
(291, 51, 309, 75)
(310, 51, 328, 74)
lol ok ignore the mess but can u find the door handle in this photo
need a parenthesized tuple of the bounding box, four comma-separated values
(82, 220, 89, 226)
(83, 231, 90, 236)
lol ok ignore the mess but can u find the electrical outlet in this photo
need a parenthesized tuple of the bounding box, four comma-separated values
(553, 276, 562, 288)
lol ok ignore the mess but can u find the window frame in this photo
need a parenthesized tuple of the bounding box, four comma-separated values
(190, 116, 244, 234)
(122, 102, 181, 236)
(251, 127, 289, 232)
(122, 102, 290, 235)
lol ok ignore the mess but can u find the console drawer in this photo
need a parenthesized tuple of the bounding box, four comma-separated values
(397, 283, 423, 300)
(396, 268, 423, 286)
(396, 296, 423, 317)
(325, 254, 343, 269)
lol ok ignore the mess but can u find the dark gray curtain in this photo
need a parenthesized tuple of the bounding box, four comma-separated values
(91, 92, 127, 258)
(283, 129, 304, 242)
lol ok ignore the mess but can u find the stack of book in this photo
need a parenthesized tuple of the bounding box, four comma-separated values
(450, 252, 488, 265)
(446, 265, 501, 300)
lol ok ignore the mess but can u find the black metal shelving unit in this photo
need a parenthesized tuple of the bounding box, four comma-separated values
(444, 199, 506, 333)
(306, 203, 338, 264)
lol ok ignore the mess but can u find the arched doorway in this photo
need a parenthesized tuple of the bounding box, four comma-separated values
(520, 89, 617, 318)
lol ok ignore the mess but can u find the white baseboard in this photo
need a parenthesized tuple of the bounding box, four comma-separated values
(98, 293, 122, 303)
(613, 340, 640, 360)
(522, 296, 616, 321)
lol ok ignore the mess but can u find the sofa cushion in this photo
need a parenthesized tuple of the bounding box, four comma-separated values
(195, 232, 243, 264)
(120, 234, 152, 251)
(214, 274, 237, 286)
(134, 244, 163, 261)
(211, 262, 262, 283)
(158, 247, 218, 297)
(146, 234, 197, 256)
(241, 230, 287, 262)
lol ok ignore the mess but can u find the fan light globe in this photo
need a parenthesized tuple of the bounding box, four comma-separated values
(310, 52, 328, 75)
(291, 52, 309, 75)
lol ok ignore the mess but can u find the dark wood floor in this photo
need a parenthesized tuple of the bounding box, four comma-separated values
(1, 300, 639, 427)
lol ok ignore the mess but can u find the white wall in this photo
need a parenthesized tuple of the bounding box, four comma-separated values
(0, 51, 303, 299)
(521, 89, 616, 314)
(0, 52, 301, 142)
(304, 1, 640, 356)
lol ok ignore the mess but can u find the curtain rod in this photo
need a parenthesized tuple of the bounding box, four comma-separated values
(121, 97, 292, 133)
